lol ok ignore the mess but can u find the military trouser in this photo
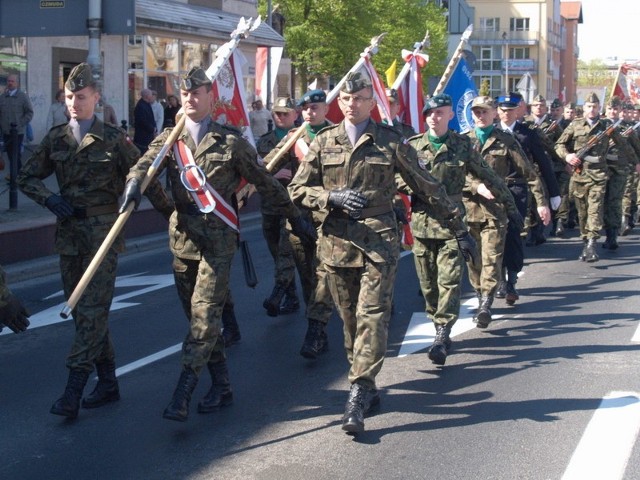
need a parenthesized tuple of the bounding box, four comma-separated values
(289, 232, 334, 325)
(621, 169, 639, 219)
(61, 249, 118, 373)
(467, 220, 507, 297)
(571, 171, 608, 240)
(413, 237, 463, 327)
(172, 252, 232, 374)
(264, 213, 296, 288)
(504, 184, 528, 273)
(554, 170, 572, 223)
(325, 260, 397, 389)
(603, 166, 628, 230)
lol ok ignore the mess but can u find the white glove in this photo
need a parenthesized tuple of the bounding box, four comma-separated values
(550, 196, 561, 211)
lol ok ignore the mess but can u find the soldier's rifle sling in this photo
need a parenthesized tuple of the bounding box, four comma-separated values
(60, 16, 261, 318)
(573, 118, 623, 174)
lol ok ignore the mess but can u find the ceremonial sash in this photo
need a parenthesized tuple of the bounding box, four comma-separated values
(173, 139, 239, 231)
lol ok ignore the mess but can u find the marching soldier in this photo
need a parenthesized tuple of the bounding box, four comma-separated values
(620, 102, 640, 236)
(601, 97, 640, 249)
(464, 96, 544, 328)
(555, 92, 629, 261)
(256, 97, 301, 316)
(289, 73, 476, 434)
(408, 93, 522, 359)
(119, 67, 316, 422)
(17, 63, 172, 419)
(384, 88, 416, 138)
(0, 265, 30, 334)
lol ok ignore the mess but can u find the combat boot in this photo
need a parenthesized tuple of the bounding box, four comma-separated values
(300, 319, 329, 359)
(82, 360, 120, 409)
(221, 303, 241, 347)
(428, 324, 451, 366)
(495, 281, 507, 299)
(474, 296, 494, 329)
(578, 239, 588, 261)
(602, 228, 618, 250)
(263, 284, 287, 317)
(555, 220, 565, 237)
(162, 368, 198, 422)
(197, 361, 233, 414)
(505, 270, 519, 306)
(621, 215, 634, 236)
(279, 283, 300, 315)
(584, 239, 599, 262)
(50, 369, 90, 419)
(341, 383, 380, 434)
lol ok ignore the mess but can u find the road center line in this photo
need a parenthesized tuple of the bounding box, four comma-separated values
(562, 391, 640, 480)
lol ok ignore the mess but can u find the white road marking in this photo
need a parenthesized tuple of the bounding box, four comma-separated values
(562, 391, 640, 480)
(398, 297, 504, 357)
(632, 323, 640, 343)
(116, 343, 182, 377)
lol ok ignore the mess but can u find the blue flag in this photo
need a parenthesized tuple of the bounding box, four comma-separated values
(443, 57, 478, 133)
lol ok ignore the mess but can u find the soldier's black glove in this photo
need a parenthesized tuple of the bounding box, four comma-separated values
(289, 215, 318, 244)
(393, 207, 409, 225)
(328, 189, 368, 219)
(455, 231, 478, 265)
(44, 194, 74, 219)
(119, 178, 142, 214)
(0, 294, 30, 333)
(507, 210, 525, 233)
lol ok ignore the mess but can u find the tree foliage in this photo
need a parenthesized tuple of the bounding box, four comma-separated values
(258, 0, 449, 92)
(577, 59, 610, 87)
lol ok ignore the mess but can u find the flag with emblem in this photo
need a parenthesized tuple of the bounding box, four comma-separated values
(612, 63, 640, 104)
(442, 57, 478, 133)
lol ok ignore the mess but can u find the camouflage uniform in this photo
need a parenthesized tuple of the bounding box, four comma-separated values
(464, 127, 547, 298)
(289, 120, 465, 388)
(18, 118, 141, 373)
(409, 129, 518, 327)
(127, 118, 300, 373)
(0, 265, 29, 333)
(556, 116, 629, 243)
(621, 122, 640, 233)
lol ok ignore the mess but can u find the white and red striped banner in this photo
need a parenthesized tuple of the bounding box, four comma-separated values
(612, 63, 640, 104)
(395, 50, 428, 133)
(255, 46, 283, 108)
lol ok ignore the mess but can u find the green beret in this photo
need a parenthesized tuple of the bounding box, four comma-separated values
(181, 67, 212, 92)
(585, 92, 600, 104)
(272, 96, 296, 113)
(65, 63, 96, 92)
(297, 89, 326, 107)
(341, 72, 372, 94)
(423, 93, 453, 113)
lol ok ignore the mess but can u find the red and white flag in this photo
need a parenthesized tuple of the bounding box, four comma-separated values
(255, 46, 283, 107)
(394, 50, 428, 133)
(612, 63, 640, 104)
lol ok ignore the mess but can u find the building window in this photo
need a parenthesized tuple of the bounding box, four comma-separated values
(0, 37, 28, 90)
(479, 17, 500, 32)
(478, 75, 503, 98)
(479, 46, 502, 71)
(510, 18, 530, 32)
(510, 47, 530, 60)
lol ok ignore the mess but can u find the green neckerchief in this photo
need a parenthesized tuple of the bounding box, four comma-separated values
(274, 126, 291, 141)
(474, 125, 495, 146)
(306, 121, 329, 140)
(427, 131, 449, 151)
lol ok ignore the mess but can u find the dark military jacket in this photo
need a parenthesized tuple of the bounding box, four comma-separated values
(257, 128, 298, 215)
(608, 120, 640, 173)
(524, 114, 566, 173)
(18, 117, 140, 255)
(408, 130, 519, 239)
(288, 119, 465, 267)
(555, 116, 629, 182)
(512, 121, 560, 197)
(128, 117, 299, 261)
(464, 128, 547, 223)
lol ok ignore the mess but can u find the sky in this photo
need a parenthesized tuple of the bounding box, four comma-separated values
(576, 0, 640, 62)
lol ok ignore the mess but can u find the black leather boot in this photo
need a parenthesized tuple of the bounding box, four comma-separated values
(279, 283, 300, 315)
(505, 270, 519, 306)
(579, 239, 588, 261)
(428, 324, 451, 366)
(474, 296, 494, 329)
(555, 220, 565, 237)
(221, 303, 241, 347)
(604, 229, 618, 250)
(300, 319, 329, 359)
(585, 239, 599, 262)
(82, 361, 120, 409)
(197, 361, 233, 414)
(341, 383, 380, 434)
(495, 270, 507, 299)
(162, 368, 198, 422)
(621, 216, 633, 236)
(263, 284, 287, 317)
(50, 369, 90, 419)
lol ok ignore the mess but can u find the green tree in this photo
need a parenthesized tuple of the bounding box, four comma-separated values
(258, 0, 448, 93)
(577, 59, 610, 88)
(479, 78, 490, 96)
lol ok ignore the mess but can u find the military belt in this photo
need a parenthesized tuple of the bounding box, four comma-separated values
(73, 204, 119, 219)
(333, 204, 393, 220)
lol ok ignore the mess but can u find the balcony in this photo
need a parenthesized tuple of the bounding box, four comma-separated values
(503, 58, 537, 73)
(469, 30, 540, 46)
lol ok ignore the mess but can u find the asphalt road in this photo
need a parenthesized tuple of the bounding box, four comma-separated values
(2, 223, 640, 480)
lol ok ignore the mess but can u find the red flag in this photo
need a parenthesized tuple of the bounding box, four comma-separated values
(613, 63, 640, 103)
(395, 51, 428, 133)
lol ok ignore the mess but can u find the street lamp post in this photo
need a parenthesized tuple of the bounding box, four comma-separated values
(502, 31, 509, 92)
